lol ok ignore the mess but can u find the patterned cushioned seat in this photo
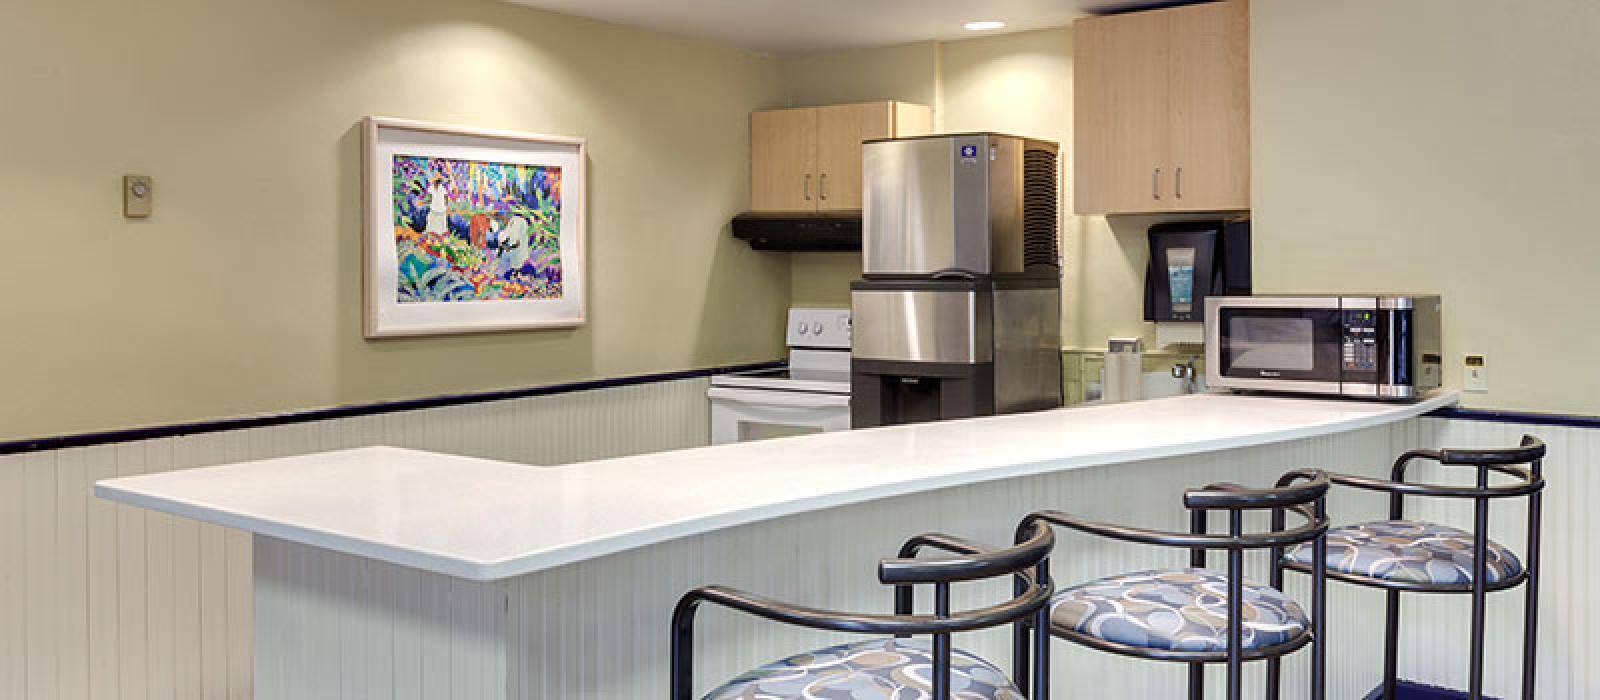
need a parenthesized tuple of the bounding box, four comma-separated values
(704, 637, 1022, 700)
(1049, 567, 1308, 653)
(1286, 519, 1523, 587)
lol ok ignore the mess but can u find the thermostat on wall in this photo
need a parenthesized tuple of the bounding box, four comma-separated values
(1464, 354, 1489, 393)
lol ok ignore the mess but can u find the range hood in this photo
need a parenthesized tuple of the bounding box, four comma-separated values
(731, 211, 861, 251)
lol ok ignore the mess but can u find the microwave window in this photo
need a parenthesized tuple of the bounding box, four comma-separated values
(1167, 247, 1196, 314)
(1229, 317, 1316, 371)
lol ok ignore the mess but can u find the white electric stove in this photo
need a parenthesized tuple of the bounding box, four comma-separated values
(708, 308, 851, 444)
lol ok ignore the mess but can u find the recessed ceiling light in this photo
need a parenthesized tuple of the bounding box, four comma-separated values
(963, 20, 1007, 31)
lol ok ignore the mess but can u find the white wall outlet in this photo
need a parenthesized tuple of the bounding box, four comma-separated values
(1463, 354, 1489, 393)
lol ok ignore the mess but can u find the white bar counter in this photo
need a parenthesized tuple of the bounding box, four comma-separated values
(95, 391, 1459, 699)
(97, 391, 1456, 580)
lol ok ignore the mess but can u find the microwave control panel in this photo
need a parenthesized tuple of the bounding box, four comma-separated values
(1341, 310, 1379, 372)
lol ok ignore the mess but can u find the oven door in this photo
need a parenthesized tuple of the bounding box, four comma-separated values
(707, 387, 851, 445)
(1206, 296, 1344, 394)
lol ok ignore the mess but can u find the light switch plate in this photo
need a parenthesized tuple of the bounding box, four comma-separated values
(1463, 354, 1489, 393)
(124, 175, 153, 218)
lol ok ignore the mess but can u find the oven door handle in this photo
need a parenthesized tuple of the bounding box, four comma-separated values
(707, 387, 850, 410)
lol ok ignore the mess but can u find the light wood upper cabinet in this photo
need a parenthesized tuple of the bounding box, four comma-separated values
(1168, 0, 1250, 211)
(751, 108, 818, 211)
(1074, 7, 1172, 214)
(1074, 0, 1249, 214)
(751, 100, 932, 213)
(815, 103, 892, 211)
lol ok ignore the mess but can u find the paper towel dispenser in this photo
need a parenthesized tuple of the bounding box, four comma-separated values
(1144, 219, 1251, 323)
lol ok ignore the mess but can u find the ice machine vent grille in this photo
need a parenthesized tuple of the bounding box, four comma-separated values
(1023, 147, 1060, 268)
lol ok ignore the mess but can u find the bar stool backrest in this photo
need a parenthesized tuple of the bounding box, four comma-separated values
(1014, 471, 1331, 699)
(1318, 434, 1546, 700)
(670, 520, 1056, 700)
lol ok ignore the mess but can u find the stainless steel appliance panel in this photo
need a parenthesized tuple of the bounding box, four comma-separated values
(851, 289, 993, 364)
(992, 286, 1062, 412)
(863, 135, 996, 275)
(1378, 294, 1442, 398)
(987, 136, 1024, 274)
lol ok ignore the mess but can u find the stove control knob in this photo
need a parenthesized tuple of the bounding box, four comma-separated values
(797, 321, 810, 335)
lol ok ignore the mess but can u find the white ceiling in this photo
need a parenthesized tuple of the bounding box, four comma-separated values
(503, 0, 1167, 53)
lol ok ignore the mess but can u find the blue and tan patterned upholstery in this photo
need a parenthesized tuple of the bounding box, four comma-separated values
(705, 637, 1023, 700)
(1048, 567, 1308, 653)
(1286, 519, 1523, 587)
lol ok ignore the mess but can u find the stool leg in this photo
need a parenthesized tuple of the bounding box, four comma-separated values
(1034, 605, 1051, 700)
(1013, 612, 1030, 697)
(1469, 581, 1487, 700)
(1312, 502, 1328, 700)
(1266, 538, 1283, 700)
(1383, 590, 1400, 700)
(1226, 511, 1243, 700)
(1266, 654, 1281, 700)
(1522, 488, 1542, 700)
(1189, 508, 1208, 700)
(1469, 492, 1490, 700)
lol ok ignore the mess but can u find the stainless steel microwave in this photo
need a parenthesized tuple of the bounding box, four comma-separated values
(1204, 295, 1441, 399)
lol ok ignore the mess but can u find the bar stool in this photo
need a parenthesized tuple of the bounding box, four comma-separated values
(670, 520, 1055, 700)
(1015, 469, 1331, 700)
(1277, 435, 1546, 700)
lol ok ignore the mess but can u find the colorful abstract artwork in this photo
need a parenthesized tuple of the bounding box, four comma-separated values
(391, 155, 563, 303)
(364, 116, 586, 338)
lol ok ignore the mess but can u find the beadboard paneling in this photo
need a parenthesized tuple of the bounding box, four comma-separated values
(256, 416, 1597, 699)
(0, 376, 711, 699)
(4, 390, 1595, 698)
(248, 421, 1405, 698)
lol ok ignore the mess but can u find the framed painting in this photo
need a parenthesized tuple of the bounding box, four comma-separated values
(362, 116, 586, 338)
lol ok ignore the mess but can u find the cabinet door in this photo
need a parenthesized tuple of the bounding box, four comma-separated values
(1074, 9, 1172, 214)
(815, 102, 895, 211)
(892, 102, 934, 138)
(751, 108, 818, 211)
(1168, 0, 1250, 210)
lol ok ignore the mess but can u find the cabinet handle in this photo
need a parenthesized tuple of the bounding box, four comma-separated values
(1153, 168, 1161, 200)
(803, 174, 812, 201)
(820, 173, 829, 201)
(1176, 167, 1183, 199)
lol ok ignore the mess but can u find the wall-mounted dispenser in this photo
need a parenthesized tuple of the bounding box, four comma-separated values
(1144, 219, 1251, 323)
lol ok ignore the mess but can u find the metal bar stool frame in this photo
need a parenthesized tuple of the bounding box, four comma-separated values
(670, 519, 1056, 700)
(1013, 469, 1332, 700)
(1276, 435, 1546, 700)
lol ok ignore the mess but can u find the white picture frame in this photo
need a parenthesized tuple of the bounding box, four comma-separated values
(362, 116, 587, 338)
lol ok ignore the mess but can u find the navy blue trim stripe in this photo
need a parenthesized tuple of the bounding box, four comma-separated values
(0, 360, 784, 456)
(1427, 406, 1600, 429)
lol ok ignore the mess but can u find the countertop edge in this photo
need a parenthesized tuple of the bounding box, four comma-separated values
(475, 391, 1459, 578)
(95, 391, 1460, 582)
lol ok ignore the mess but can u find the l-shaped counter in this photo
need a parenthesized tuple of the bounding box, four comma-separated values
(96, 391, 1457, 580)
(96, 391, 1460, 698)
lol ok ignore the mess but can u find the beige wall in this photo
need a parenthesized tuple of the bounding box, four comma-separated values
(781, 42, 942, 111)
(1252, 0, 1600, 413)
(0, 0, 791, 441)
(781, 42, 942, 311)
